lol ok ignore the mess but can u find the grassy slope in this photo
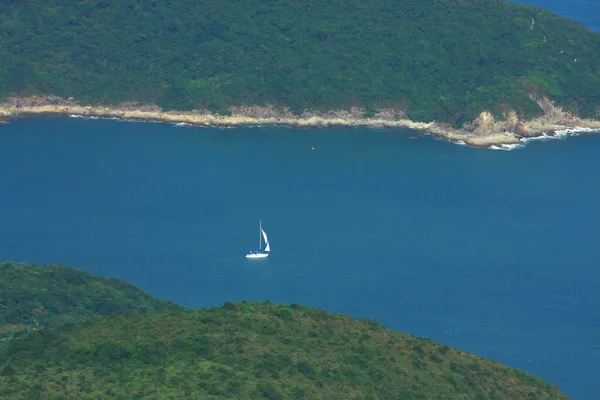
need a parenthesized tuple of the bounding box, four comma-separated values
(0, 301, 568, 399)
(0, 0, 598, 123)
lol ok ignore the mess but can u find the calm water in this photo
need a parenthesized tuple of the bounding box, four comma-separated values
(1, 1, 599, 398)
(1, 117, 599, 398)
(513, 0, 599, 31)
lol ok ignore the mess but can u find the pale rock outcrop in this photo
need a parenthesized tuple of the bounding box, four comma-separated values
(473, 111, 496, 134)
(0, 95, 598, 149)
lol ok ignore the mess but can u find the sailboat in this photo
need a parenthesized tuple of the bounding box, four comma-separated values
(246, 220, 270, 259)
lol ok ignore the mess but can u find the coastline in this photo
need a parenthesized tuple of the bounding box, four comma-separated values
(1, 95, 599, 149)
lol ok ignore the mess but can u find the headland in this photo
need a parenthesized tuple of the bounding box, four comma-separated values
(1, 95, 598, 149)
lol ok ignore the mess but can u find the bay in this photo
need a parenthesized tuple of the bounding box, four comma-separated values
(1, 116, 599, 398)
(1, 1, 599, 397)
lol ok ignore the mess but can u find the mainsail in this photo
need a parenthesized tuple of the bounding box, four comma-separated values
(261, 228, 270, 252)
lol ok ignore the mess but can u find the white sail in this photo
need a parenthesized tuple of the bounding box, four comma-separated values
(261, 228, 270, 252)
(246, 221, 270, 259)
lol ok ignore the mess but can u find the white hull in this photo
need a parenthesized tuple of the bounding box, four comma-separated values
(246, 252, 269, 259)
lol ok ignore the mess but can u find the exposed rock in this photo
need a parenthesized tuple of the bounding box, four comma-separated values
(515, 122, 528, 136)
(0, 95, 598, 149)
(473, 111, 496, 133)
(504, 109, 519, 132)
(374, 108, 404, 121)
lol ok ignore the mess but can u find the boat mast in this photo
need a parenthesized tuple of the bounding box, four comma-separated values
(259, 220, 262, 249)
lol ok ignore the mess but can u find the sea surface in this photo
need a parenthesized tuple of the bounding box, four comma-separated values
(1, 117, 599, 398)
(1, 1, 599, 398)
(512, 0, 599, 32)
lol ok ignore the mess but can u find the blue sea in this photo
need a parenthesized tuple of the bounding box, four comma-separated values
(512, 0, 599, 32)
(2, 117, 599, 399)
(1, 2, 599, 399)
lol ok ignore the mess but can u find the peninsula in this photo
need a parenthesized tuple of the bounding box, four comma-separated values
(0, 0, 599, 147)
(0, 261, 569, 399)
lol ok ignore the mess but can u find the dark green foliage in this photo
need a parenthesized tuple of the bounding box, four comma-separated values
(0, 0, 599, 122)
(0, 261, 183, 346)
(0, 263, 571, 398)
(0, 301, 568, 399)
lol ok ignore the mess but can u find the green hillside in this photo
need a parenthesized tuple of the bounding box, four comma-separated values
(0, 261, 182, 348)
(1, 300, 568, 399)
(0, 0, 598, 124)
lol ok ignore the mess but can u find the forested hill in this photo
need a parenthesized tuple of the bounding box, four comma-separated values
(1, 299, 568, 399)
(0, 262, 568, 398)
(1, 0, 599, 124)
(0, 261, 182, 330)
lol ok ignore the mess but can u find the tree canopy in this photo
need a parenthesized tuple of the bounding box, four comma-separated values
(0, 262, 569, 399)
(0, 261, 181, 332)
(0, 0, 598, 124)
(1, 299, 568, 399)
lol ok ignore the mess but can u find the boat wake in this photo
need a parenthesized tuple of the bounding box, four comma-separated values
(244, 258, 269, 268)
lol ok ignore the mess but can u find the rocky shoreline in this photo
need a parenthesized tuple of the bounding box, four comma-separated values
(1, 95, 598, 149)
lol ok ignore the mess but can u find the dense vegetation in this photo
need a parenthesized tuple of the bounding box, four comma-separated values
(0, 0, 599, 124)
(0, 263, 569, 398)
(1, 301, 568, 399)
(0, 261, 182, 350)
